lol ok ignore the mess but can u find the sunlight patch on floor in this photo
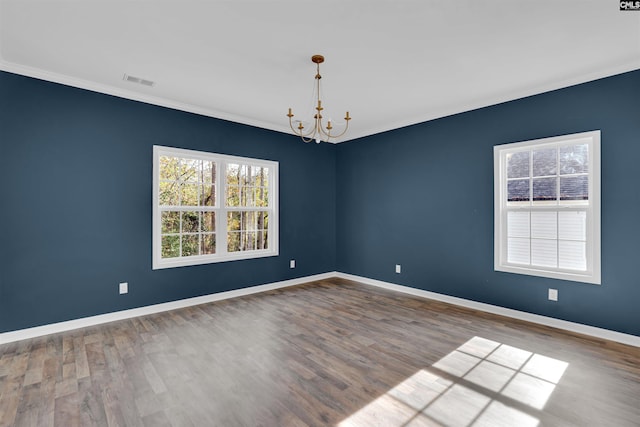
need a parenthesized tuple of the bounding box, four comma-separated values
(339, 336, 568, 427)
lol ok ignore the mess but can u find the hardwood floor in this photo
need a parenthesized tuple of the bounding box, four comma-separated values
(1, 278, 639, 426)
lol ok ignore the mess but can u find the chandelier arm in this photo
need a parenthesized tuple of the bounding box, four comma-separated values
(288, 117, 319, 143)
(318, 116, 351, 140)
(327, 121, 351, 139)
(300, 135, 316, 143)
(304, 117, 320, 142)
(289, 116, 317, 138)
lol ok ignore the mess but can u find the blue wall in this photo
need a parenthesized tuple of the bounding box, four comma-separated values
(0, 71, 336, 333)
(2, 68, 639, 338)
(337, 69, 640, 337)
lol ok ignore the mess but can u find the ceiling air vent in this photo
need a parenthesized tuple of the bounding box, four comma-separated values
(123, 74, 155, 87)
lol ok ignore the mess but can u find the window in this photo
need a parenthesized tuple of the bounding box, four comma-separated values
(494, 131, 600, 284)
(153, 146, 278, 269)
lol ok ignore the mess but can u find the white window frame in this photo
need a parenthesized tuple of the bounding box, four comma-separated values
(153, 145, 279, 269)
(494, 130, 601, 284)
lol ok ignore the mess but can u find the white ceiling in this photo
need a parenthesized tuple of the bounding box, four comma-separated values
(1, 1, 639, 143)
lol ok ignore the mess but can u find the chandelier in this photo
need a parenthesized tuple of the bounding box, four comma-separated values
(287, 55, 351, 143)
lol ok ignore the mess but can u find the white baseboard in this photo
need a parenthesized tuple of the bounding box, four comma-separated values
(3, 271, 639, 348)
(0, 272, 336, 345)
(335, 272, 640, 348)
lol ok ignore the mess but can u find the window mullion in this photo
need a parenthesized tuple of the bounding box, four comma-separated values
(555, 147, 560, 268)
(218, 160, 227, 257)
(529, 149, 533, 266)
(502, 154, 509, 265)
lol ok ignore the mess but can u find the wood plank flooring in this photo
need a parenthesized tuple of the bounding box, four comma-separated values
(1, 278, 639, 426)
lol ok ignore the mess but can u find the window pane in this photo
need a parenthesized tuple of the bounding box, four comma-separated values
(243, 231, 257, 251)
(227, 212, 261, 233)
(255, 166, 268, 187)
(507, 151, 530, 179)
(238, 186, 246, 206)
(201, 212, 215, 232)
(228, 211, 241, 231)
(508, 238, 530, 265)
(227, 232, 240, 252)
(181, 211, 199, 233)
(201, 234, 216, 254)
(507, 179, 530, 202)
(560, 176, 588, 201)
(531, 212, 557, 239)
(226, 165, 269, 208)
(202, 161, 216, 184)
(159, 156, 180, 181)
(255, 187, 269, 207)
(159, 182, 179, 206)
(182, 159, 200, 182)
(227, 185, 239, 207)
(235, 165, 245, 185)
(559, 144, 588, 175)
(226, 219, 265, 252)
(251, 166, 264, 185)
(558, 211, 586, 240)
(532, 149, 556, 177)
(257, 230, 268, 250)
(243, 186, 255, 207)
(161, 211, 180, 233)
(531, 239, 557, 268)
(181, 235, 199, 257)
(559, 241, 586, 270)
(244, 165, 256, 186)
(227, 164, 239, 185)
(181, 183, 199, 206)
(245, 211, 256, 231)
(200, 184, 215, 206)
(256, 212, 266, 231)
(161, 235, 180, 258)
(507, 211, 530, 238)
(532, 177, 557, 202)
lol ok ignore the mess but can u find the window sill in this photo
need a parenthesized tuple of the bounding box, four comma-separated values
(495, 263, 600, 285)
(153, 249, 279, 270)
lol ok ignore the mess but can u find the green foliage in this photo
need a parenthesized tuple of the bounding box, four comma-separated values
(226, 211, 269, 252)
(225, 164, 268, 208)
(161, 211, 180, 233)
(159, 155, 270, 258)
(161, 235, 180, 258)
(159, 156, 216, 207)
(201, 234, 216, 255)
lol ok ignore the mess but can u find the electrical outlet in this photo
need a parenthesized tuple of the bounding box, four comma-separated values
(395, 264, 401, 274)
(119, 282, 128, 295)
(290, 260, 296, 269)
(548, 288, 558, 301)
